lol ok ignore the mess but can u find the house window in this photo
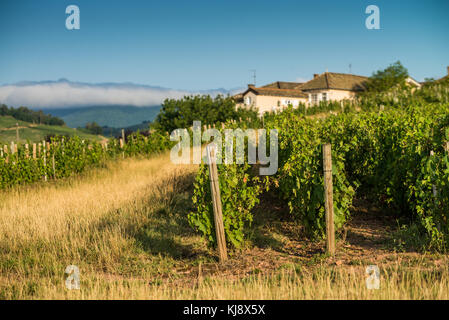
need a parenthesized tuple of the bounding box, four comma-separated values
(322, 92, 327, 102)
(245, 96, 252, 105)
(311, 94, 318, 105)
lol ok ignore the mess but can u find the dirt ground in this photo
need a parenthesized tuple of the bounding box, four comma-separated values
(168, 195, 448, 285)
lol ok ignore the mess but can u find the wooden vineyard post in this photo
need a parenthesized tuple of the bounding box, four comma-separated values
(10, 142, 16, 164)
(323, 143, 335, 256)
(16, 122, 19, 142)
(121, 129, 125, 145)
(4, 145, 8, 163)
(52, 153, 56, 179)
(32, 143, 37, 159)
(119, 138, 124, 159)
(25, 144, 29, 159)
(206, 144, 228, 263)
(43, 141, 47, 182)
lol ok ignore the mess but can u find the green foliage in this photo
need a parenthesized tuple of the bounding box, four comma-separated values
(153, 95, 259, 133)
(189, 161, 264, 248)
(0, 131, 173, 189)
(264, 110, 355, 238)
(83, 122, 103, 135)
(188, 120, 267, 248)
(190, 82, 449, 249)
(364, 61, 409, 93)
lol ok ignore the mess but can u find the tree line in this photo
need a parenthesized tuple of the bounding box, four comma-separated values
(0, 104, 65, 126)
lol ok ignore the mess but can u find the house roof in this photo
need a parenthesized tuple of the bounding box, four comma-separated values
(261, 81, 304, 90)
(242, 86, 308, 98)
(232, 92, 244, 102)
(300, 72, 368, 91)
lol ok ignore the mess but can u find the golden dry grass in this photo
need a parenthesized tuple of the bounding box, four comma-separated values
(1, 152, 448, 299)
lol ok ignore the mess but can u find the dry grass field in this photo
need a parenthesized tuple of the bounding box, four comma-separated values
(1, 152, 448, 299)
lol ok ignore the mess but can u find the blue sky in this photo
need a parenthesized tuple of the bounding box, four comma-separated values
(0, 0, 448, 91)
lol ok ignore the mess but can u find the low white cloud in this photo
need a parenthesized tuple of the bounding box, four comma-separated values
(0, 80, 241, 108)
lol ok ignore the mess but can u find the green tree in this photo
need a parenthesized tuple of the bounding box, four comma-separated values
(153, 94, 258, 133)
(364, 61, 409, 93)
(85, 122, 103, 135)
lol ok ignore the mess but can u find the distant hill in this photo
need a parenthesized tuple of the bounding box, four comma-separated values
(40, 105, 161, 128)
(102, 121, 151, 138)
(0, 115, 103, 144)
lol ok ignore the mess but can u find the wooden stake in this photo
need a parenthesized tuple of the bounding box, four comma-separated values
(16, 123, 19, 142)
(43, 141, 47, 182)
(4, 145, 8, 164)
(25, 144, 29, 159)
(33, 143, 37, 159)
(206, 144, 228, 263)
(323, 144, 335, 255)
(121, 129, 125, 145)
(52, 154, 56, 179)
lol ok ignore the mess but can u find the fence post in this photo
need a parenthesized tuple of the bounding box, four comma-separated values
(33, 143, 37, 159)
(43, 140, 47, 182)
(121, 129, 125, 145)
(206, 144, 228, 263)
(25, 144, 29, 159)
(10, 142, 16, 164)
(4, 145, 8, 163)
(52, 153, 56, 179)
(323, 143, 335, 256)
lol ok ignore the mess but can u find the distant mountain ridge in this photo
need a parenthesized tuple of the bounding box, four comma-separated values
(42, 105, 161, 128)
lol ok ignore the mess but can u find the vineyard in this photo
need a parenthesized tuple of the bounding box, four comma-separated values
(2, 85, 449, 250)
(0, 131, 173, 189)
(1, 83, 449, 299)
(190, 84, 449, 250)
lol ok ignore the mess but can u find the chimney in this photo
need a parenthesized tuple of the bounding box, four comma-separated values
(313, 74, 319, 79)
(447, 66, 449, 75)
(248, 84, 255, 89)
